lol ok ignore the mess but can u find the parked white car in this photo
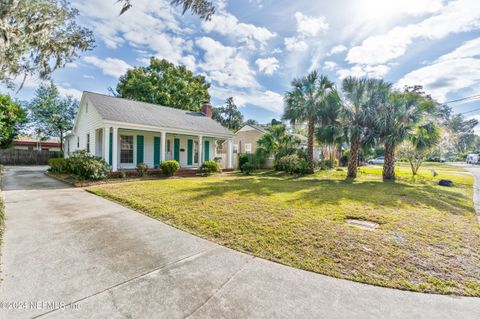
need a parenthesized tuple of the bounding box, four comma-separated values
(466, 154, 479, 164)
(368, 156, 385, 165)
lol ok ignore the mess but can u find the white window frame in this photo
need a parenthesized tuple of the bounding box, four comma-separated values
(245, 143, 252, 153)
(120, 134, 134, 164)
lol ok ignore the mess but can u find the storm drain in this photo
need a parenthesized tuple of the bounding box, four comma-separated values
(346, 218, 380, 231)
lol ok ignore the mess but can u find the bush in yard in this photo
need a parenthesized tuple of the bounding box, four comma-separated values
(339, 150, 349, 167)
(238, 153, 249, 170)
(66, 150, 110, 180)
(48, 158, 67, 173)
(161, 160, 180, 176)
(275, 154, 309, 175)
(136, 163, 149, 177)
(241, 162, 255, 175)
(322, 159, 337, 169)
(201, 160, 221, 175)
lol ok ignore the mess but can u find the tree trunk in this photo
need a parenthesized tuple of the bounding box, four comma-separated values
(60, 131, 64, 153)
(307, 118, 314, 173)
(383, 141, 396, 180)
(347, 135, 360, 178)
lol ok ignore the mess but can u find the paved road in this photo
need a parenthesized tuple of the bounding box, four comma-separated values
(0, 166, 478, 319)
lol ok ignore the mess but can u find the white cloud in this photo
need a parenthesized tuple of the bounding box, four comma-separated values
(397, 45, 480, 101)
(284, 37, 308, 52)
(323, 61, 338, 71)
(83, 56, 132, 79)
(57, 86, 83, 99)
(346, 0, 480, 65)
(328, 45, 347, 55)
(337, 64, 390, 79)
(255, 57, 279, 75)
(65, 62, 78, 68)
(202, 11, 276, 48)
(210, 86, 284, 114)
(436, 37, 480, 62)
(196, 37, 259, 89)
(294, 12, 328, 37)
(83, 75, 95, 79)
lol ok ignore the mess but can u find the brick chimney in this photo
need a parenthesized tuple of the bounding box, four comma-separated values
(201, 102, 213, 118)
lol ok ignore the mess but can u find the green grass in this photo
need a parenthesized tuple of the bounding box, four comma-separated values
(88, 162, 480, 296)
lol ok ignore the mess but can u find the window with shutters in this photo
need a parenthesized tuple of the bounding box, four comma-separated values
(120, 135, 134, 163)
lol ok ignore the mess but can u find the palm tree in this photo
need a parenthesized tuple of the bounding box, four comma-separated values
(283, 72, 335, 172)
(341, 77, 380, 178)
(257, 124, 300, 161)
(375, 90, 429, 180)
(315, 89, 344, 161)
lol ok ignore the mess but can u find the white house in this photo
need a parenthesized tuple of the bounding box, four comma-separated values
(65, 92, 234, 171)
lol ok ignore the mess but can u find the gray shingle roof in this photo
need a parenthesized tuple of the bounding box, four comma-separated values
(84, 92, 232, 137)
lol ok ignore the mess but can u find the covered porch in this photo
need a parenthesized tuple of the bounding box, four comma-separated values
(95, 124, 234, 172)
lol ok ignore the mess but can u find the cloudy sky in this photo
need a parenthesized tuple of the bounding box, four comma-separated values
(9, 0, 480, 123)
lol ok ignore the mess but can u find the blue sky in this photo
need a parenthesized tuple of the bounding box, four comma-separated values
(8, 0, 480, 125)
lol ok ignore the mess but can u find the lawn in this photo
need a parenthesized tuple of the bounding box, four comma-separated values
(88, 162, 480, 296)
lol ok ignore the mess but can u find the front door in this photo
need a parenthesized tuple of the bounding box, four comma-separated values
(174, 138, 180, 162)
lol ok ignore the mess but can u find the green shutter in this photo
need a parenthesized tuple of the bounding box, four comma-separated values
(154, 137, 160, 167)
(174, 138, 180, 162)
(187, 139, 193, 165)
(204, 140, 210, 161)
(109, 132, 113, 165)
(137, 135, 144, 164)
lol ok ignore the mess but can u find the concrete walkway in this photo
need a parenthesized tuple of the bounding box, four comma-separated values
(0, 166, 478, 319)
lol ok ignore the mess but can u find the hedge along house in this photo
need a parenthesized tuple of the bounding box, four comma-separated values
(65, 92, 234, 172)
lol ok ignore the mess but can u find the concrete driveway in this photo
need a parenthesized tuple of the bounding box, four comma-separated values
(453, 163, 480, 222)
(0, 166, 479, 319)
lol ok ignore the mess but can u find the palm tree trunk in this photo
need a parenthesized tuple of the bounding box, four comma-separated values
(383, 141, 396, 180)
(307, 119, 314, 173)
(347, 135, 360, 178)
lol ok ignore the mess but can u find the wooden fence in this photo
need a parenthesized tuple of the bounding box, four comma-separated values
(0, 149, 63, 165)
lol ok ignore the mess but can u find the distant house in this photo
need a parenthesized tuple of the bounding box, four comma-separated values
(65, 92, 234, 171)
(13, 137, 61, 152)
(233, 124, 267, 154)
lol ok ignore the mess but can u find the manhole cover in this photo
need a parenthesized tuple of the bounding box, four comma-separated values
(346, 218, 379, 231)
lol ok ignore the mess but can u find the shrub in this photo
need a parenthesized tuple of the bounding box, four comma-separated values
(136, 163, 149, 177)
(161, 160, 180, 176)
(238, 153, 249, 170)
(118, 170, 127, 179)
(339, 150, 349, 167)
(322, 159, 337, 169)
(241, 162, 255, 175)
(275, 154, 309, 175)
(48, 158, 67, 173)
(201, 160, 221, 175)
(66, 150, 109, 180)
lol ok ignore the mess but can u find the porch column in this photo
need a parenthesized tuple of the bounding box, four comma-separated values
(198, 135, 203, 166)
(160, 131, 166, 163)
(112, 126, 118, 172)
(103, 126, 110, 164)
(227, 138, 233, 169)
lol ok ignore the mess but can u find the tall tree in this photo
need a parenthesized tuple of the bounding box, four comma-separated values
(0, 93, 27, 148)
(28, 82, 78, 151)
(115, 58, 210, 112)
(315, 89, 344, 161)
(0, 0, 94, 90)
(117, 0, 215, 20)
(340, 77, 379, 178)
(284, 71, 335, 172)
(375, 90, 434, 180)
(212, 97, 244, 131)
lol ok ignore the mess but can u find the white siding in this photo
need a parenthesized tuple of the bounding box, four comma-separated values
(116, 130, 215, 169)
(66, 97, 104, 157)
